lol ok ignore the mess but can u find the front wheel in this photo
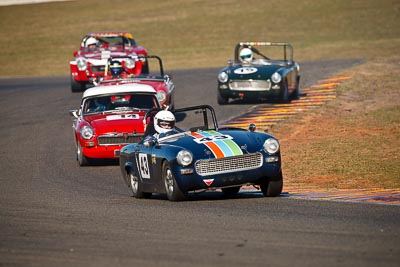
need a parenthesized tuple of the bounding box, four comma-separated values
(71, 75, 86, 93)
(163, 161, 187, 201)
(77, 142, 91, 166)
(217, 91, 229, 105)
(260, 171, 283, 197)
(279, 80, 289, 103)
(128, 170, 152, 199)
(292, 76, 300, 99)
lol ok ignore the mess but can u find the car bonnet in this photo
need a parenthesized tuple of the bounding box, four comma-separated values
(80, 50, 131, 59)
(159, 130, 262, 159)
(84, 113, 145, 135)
(227, 64, 282, 80)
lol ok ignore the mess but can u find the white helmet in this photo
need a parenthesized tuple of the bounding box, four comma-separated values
(154, 110, 175, 134)
(86, 37, 98, 47)
(240, 48, 253, 63)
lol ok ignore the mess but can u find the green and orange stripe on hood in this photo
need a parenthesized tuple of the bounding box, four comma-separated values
(190, 130, 243, 158)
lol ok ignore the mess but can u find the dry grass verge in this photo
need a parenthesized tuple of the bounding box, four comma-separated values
(270, 57, 400, 190)
(0, 0, 399, 76)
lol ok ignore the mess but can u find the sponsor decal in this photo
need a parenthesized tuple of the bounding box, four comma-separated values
(234, 67, 258, 75)
(101, 50, 111, 59)
(86, 58, 107, 64)
(190, 130, 243, 158)
(106, 114, 139, 120)
(203, 179, 214, 186)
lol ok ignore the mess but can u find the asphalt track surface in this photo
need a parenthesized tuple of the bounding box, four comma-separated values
(1, 59, 399, 267)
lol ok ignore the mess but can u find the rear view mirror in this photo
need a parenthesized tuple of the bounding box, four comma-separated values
(69, 110, 79, 118)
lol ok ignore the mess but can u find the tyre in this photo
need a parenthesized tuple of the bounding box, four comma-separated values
(292, 85, 299, 99)
(292, 76, 300, 99)
(217, 91, 229, 105)
(279, 80, 289, 103)
(221, 186, 241, 197)
(260, 171, 283, 197)
(163, 161, 187, 201)
(77, 142, 90, 166)
(128, 170, 152, 199)
(71, 75, 86, 93)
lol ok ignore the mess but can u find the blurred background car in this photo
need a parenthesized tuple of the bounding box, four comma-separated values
(99, 55, 175, 109)
(69, 31, 148, 92)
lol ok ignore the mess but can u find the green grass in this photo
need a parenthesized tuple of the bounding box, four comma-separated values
(0, 0, 399, 76)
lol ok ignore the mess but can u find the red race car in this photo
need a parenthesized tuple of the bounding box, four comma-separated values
(98, 55, 175, 109)
(70, 31, 148, 92)
(69, 83, 160, 166)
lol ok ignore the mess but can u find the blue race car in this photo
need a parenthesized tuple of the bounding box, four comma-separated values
(119, 105, 283, 201)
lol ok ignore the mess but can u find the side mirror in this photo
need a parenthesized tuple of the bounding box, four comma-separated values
(69, 110, 79, 119)
(164, 74, 172, 83)
(162, 104, 172, 111)
(227, 59, 233, 67)
(143, 136, 158, 147)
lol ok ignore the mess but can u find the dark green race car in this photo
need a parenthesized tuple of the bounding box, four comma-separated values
(217, 42, 300, 104)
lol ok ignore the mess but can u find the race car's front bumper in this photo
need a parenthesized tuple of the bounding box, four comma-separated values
(173, 158, 282, 191)
(218, 81, 282, 100)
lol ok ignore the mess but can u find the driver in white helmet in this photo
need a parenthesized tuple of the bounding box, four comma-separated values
(86, 37, 98, 51)
(153, 110, 176, 138)
(239, 47, 253, 64)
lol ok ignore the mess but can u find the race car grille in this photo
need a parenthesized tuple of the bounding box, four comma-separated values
(229, 80, 271, 91)
(97, 134, 142, 145)
(195, 152, 263, 176)
(90, 65, 106, 73)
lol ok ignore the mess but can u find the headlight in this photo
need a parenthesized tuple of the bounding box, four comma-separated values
(76, 57, 87, 71)
(218, 72, 228, 83)
(263, 138, 280, 154)
(131, 52, 138, 61)
(177, 150, 193, 166)
(157, 91, 167, 103)
(80, 125, 94, 140)
(271, 72, 281, 83)
(125, 58, 135, 69)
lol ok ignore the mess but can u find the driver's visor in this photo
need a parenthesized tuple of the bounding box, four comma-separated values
(158, 120, 175, 129)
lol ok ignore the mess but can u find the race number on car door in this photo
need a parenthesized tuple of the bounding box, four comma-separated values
(138, 153, 150, 179)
